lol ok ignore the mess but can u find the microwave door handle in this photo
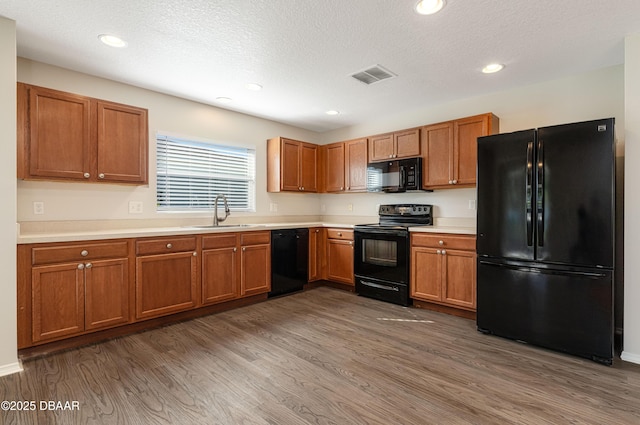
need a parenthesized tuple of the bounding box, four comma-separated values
(399, 165, 406, 188)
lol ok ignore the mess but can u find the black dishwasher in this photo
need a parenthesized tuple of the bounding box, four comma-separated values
(269, 228, 309, 297)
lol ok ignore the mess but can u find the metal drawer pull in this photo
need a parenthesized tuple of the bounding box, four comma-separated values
(361, 280, 399, 292)
(77, 264, 85, 270)
(85, 263, 92, 269)
(166, 243, 173, 249)
(81, 250, 89, 257)
(438, 240, 444, 245)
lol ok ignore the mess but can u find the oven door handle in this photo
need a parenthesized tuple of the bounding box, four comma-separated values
(360, 280, 400, 292)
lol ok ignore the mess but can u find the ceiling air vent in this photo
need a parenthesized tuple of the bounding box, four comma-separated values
(351, 65, 397, 85)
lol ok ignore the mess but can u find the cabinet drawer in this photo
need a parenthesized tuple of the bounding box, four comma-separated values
(202, 234, 237, 250)
(32, 241, 129, 265)
(326, 228, 354, 240)
(411, 233, 475, 250)
(136, 237, 196, 256)
(240, 231, 271, 246)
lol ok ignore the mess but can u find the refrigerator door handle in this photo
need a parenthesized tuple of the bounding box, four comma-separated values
(526, 141, 534, 246)
(478, 260, 608, 278)
(536, 138, 544, 247)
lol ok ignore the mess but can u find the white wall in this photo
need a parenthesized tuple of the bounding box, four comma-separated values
(622, 35, 640, 363)
(17, 59, 322, 224)
(319, 66, 625, 220)
(0, 18, 21, 376)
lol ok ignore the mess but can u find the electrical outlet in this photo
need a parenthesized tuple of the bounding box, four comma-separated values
(270, 202, 278, 212)
(469, 200, 476, 210)
(347, 203, 353, 211)
(128, 201, 143, 214)
(33, 201, 44, 215)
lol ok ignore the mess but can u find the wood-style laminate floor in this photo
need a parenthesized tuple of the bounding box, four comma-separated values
(2, 287, 640, 424)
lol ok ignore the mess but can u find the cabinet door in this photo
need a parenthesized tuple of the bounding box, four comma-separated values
(241, 244, 271, 296)
(410, 247, 442, 302)
(443, 249, 477, 309)
(202, 247, 238, 304)
(97, 101, 148, 184)
(135, 252, 197, 319)
(308, 228, 323, 281)
(345, 138, 368, 191)
(368, 134, 394, 162)
(32, 263, 85, 342)
(327, 239, 354, 285)
(300, 142, 318, 192)
(394, 129, 420, 159)
(422, 122, 454, 188)
(281, 139, 301, 191)
(27, 85, 92, 180)
(325, 142, 345, 192)
(454, 115, 488, 186)
(85, 258, 130, 330)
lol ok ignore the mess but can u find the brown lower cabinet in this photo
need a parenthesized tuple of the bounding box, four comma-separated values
(411, 233, 477, 311)
(20, 240, 132, 346)
(18, 231, 272, 350)
(326, 228, 354, 285)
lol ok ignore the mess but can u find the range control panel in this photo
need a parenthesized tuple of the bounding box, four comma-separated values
(379, 204, 433, 217)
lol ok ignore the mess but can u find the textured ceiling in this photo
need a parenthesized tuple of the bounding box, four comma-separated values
(2, 0, 640, 132)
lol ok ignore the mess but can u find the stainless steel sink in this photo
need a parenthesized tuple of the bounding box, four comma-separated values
(183, 224, 258, 229)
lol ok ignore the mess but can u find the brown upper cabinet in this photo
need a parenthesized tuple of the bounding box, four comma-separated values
(267, 137, 318, 192)
(17, 83, 149, 184)
(421, 113, 499, 189)
(368, 128, 420, 162)
(323, 138, 368, 192)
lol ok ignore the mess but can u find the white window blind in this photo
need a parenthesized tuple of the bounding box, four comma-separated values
(156, 135, 256, 211)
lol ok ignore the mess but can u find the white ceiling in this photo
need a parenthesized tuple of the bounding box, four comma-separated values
(2, 0, 640, 133)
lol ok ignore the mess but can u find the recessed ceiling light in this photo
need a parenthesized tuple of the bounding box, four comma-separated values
(415, 0, 445, 15)
(325, 110, 340, 116)
(482, 63, 505, 74)
(245, 83, 263, 91)
(98, 34, 128, 48)
(215, 97, 232, 103)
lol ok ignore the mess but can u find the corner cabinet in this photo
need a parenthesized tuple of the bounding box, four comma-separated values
(17, 83, 148, 184)
(411, 233, 477, 311)
(267, 137, 318, 192)
(323, 138, 368, 193)
(421, 113, 499, 189)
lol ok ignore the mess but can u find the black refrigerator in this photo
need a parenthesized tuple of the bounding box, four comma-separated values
(476, 118, 615, 365)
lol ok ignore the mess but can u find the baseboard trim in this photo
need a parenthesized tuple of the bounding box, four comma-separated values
(621, 351, 640, 365)
(0, 361, 23, 377)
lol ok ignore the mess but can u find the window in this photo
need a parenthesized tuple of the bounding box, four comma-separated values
(156, 135, 256, 211)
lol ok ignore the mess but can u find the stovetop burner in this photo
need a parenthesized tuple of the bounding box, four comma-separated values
(356, 204, 433, 229)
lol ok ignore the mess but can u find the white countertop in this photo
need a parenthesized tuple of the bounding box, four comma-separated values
(17, 218, 475, 244)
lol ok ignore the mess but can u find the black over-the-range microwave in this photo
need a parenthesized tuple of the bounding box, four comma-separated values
(366, 157, 428, 193)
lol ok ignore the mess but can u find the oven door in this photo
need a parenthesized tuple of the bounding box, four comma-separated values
(354, 228, 409, 284)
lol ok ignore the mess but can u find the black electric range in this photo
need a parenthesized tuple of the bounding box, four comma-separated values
(354, 204, 433, 306)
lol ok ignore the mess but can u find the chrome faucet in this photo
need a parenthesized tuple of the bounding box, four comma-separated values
(213, 194, 230, 226)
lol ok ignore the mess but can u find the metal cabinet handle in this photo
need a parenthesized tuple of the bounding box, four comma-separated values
(242, 247, 246, 252)
(81, 250, 89, 257)
(315, 229, 319, 233)
(166, 243, 173, 249)
(438, 240, 444, 246)
(452, 179, 458, 184)
(233, 247, 237, 252)
(436, 250, 441, 255)
(77, 264, 85, 270)
(85, 263, 92, 269)
(301, 186, 304, 191)
(442, 250, 446, 255)
(83, 172, 90, 179)
(192, 252, 197, 256)
(98, 173, 105, 179)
